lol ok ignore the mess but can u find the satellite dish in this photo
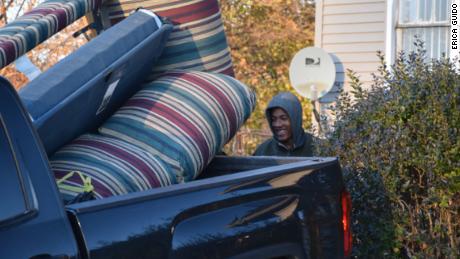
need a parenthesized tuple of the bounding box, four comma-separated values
(289, 47, 336, 100)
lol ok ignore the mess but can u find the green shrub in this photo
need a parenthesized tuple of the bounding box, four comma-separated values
(318, 42, 460, 258)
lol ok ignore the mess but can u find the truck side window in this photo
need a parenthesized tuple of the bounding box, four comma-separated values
(0, 116, 30, 224)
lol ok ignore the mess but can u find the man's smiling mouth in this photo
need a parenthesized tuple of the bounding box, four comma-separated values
(275, 129, 287, 136)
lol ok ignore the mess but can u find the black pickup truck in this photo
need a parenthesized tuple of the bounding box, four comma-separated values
(0, 2, 351, 259)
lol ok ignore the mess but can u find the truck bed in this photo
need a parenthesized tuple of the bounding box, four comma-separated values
(67, 156, 345, 258)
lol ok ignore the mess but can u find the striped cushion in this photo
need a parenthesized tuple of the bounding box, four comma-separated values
(51, 133, 177, 201)
(100, 0, 234, 80)
(99, 71, 256, 182)
(0, 0, 102, 69)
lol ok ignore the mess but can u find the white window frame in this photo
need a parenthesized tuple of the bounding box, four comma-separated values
(386, 0, 397, 66)
(386, 0, 453, 65)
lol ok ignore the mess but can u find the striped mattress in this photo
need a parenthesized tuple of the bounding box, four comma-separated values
(100, 0, 235, 80)
(99, 70, 256, 182)
(0, 0, 103, 69)
(51, 133, 177, 201)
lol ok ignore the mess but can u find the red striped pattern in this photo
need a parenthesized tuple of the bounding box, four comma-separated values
(99, 71, 255, 182)
(101, 0, 235, 78)
(51, 133, 177, 201)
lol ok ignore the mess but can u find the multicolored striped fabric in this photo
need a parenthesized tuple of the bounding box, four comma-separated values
(0, 0, 103, 69)
(100, 0, 234, 80)
(51, 133, 177, 201)
(99, 71, 255, 182)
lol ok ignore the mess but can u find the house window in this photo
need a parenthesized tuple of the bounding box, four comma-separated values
(396, 0, 451, 59)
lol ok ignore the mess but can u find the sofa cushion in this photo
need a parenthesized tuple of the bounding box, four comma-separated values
(100, 0, 234, 80)
(51, 133, 177, 201)
(99, 71, 256, 182)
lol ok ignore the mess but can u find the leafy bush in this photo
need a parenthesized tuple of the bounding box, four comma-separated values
(318, 42, 460, 258)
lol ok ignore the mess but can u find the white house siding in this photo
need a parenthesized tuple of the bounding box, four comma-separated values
(315, 0, 387, 104)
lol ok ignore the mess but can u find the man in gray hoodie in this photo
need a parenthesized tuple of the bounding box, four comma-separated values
(254, 92, 314, 156)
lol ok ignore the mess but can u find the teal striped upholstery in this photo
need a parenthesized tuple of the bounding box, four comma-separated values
(99, 71, 256, 182)
(100, 0, 234, 80)
(51, 133, 177, 201)
(0, 0, 103, 69)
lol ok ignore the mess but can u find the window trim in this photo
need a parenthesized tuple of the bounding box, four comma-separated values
(0, 115, 37, 228)
(397, 22, 450, 28)
(385, 0, 397, 66)
(386, 0, 452, 64)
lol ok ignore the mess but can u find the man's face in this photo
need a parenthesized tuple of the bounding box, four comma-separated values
(270, 108, 293, 147)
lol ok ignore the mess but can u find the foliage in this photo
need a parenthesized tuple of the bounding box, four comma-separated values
(220, 0, 315, 135)
(222, 128, 271, 155)
(27, 18, 90, 72)
(318, 41, 460, 258)
(0, 65, 28, 89)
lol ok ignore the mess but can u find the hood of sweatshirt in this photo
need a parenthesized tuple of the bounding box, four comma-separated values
(265, 92, 306, 149)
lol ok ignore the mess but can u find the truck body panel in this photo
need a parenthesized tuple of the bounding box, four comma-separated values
(0, 77, 79, 259)
(65, 156, 344, 258)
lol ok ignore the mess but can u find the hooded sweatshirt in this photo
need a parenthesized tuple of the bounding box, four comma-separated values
(253, 92, 314, 156)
